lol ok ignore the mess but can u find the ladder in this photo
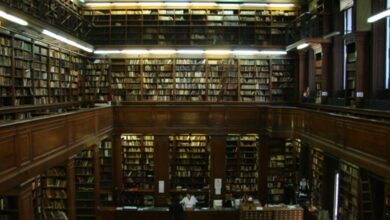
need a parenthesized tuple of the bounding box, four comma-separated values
(360, 175, 373, 220)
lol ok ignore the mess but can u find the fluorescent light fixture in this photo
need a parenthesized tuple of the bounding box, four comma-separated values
(297, 43, 309, 50)
(242, 3, 268, 7)
(367, 8, 390, 23)
(149, 49, 176, 54)
(177, 49, 204, 54)
(0, 10, 28, 26)
(205, 50, 232, 54)
(85, 2, 111, 7)
(138, 2, 164, 6)
(259, 50, 287, 55)
(121, 49, 149, 54)
(243, 3, 294, 7)
(232, 50, 260, 55)
(94, 50, 121, 54)
(323, 31, 340, 39)
(191, 2, 218, 7)
(268, 3, 295, 7)
(333, 172, 340, 220)
(219, 4, 240, 8)
(113, 2, 138, 6)
(165, 2, 189, 7)
(42, 29, 94, 53)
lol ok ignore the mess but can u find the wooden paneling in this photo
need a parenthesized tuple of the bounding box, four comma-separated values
(31, 121, 67, 158)
(1, 104, 390, 193)
(268, 108, 295, 136)
(306, 113, 336, 141)
(0, 107, 113, 193)
(114, 107, 155, 127)
(225, 108, 259, 129)
(168, 108, 210, 127)
(16, 129, 32, 166)
(98, 108, 114, 132)
(69, 113, 96, 142)
(114, 105, 265, 134)
(344, 123, 388, 160)
(0, 134, 16, 173)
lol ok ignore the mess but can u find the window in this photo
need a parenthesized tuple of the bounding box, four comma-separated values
(343, 7, 353, 89)
(344, 8, 353, 34)
(386, 0, 390, 89)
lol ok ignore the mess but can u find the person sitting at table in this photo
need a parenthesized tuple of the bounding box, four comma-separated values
(180, 193, 198, 210)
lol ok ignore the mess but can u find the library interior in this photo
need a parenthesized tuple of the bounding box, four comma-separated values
(0, 0, 389, 220)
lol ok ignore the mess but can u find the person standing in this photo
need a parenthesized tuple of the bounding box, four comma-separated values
(169, 196, 184, 220)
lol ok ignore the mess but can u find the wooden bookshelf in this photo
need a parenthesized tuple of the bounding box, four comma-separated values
(313, 46, 322, 104)
(310, 147, 324, 206)
(13, 36, 33, 106)
(68, 53, 82, 103)
(175, 58, 207, 101)
(0, 29, 85, 122)
(239, 59, 270, 102)
(75, 149, 96, 220)
(40, 167, 69, 219)
(78, 56, 295, 103)
(111, 58, 142, 102)
(0, 195, 18, 220)
(84, 58, 110, 102)
(99, 139, 113, 207)
(121, 134, 155, 206)
(271, 59, 295, 102)
(385, 181, 390, 220)
(84, 6, 299, 46)
(338, 160, 359, 220)
(345, 41, 357, 106)
(169, 134, 210, 207)
(225, 134, 259, 197)
(284, 139, 301, 186)
(207, 59, 238, 101)
(48, 48, 62, 104)
(143, 59, 174, 101)
(32, 42, 49, 105)
(0, 33, 12, 107)
(267, 139, 286, 203)
(267, 138, 301, 203)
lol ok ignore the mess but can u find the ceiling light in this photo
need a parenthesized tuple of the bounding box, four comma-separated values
(42, 29, 94, 53)
(85, 2, 111, 7)
(94, 50, 121, 54)
(121, 49, 149, 54)
(113, 2, 138, 6)
(0, 10, 28, 26)
(259, 50, 287, 55)
(268, 3, 295, 7)
(176, 49, 204, 54)
(219, 4, 240, 8)
(367, 9, 390, 23)
(205, 50, 232, 54)
(232, 50, 260, 55)
(191, 2, 218, 7)
(149, 49, 176, 54)
(242, 3, 268, 7)
(242, 3, 294, 7)
(297, 43, 309, 50)
(164, 2, 189, 7)
(138, 2, 164, 6)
